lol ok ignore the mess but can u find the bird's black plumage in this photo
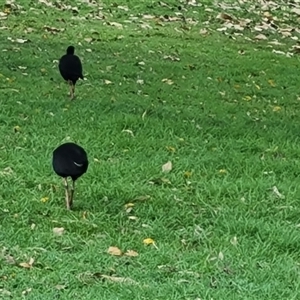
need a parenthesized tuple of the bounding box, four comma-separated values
(59, 46, 83, 99)
(52, 142, 88, 209)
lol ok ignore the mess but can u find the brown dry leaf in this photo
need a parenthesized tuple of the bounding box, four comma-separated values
(163, 55, 180, 61)
(291, 8, 300, 16)
(200, 28, 208, 35)
(107, 246, 122, 256)
(19, 257, 34, 269)
(217, 12, 234, 21)
(55, 285, 67, 290)
(101, 274, 138, 285)
(255, 34, 268, 40)
(107, 22, 123, 29)
(162, 161, 172, 173)
(44, 26, 64, 33)
(53, 227, 65, 236)
(15, 38, 28, 44)
(124, 250, 139, 257)
(4, 255, 16, 265)
(162, 78, 174, 85)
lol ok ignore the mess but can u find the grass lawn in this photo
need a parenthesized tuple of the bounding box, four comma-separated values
(1, 0, 300, 299)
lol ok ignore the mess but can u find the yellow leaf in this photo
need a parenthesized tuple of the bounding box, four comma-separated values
(268, 79, 275, 87)
(234, 84, 240, 89)
(40, 68, 47, 73)
(143, 238, 155, 245)
(219, 169, 227, 174)
(41, 197, 49, 203)
(13, 126, 21, 133)
(104, 79, 112, 84)
(166, 146, 176, 153)
(124, 250, 139, 257)
(82, 211, 87, 219)
(162, 161, 172, 173)
(124, 203, 134, 209)
(243, 96, 251, 101)
(255, 84, 260, 90)
(273, 106, 281, 112)
(184, 171, 192, 178)
(107, 246, 122, 256)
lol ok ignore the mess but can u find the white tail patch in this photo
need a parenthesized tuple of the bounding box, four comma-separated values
(74, 161, 83, 167)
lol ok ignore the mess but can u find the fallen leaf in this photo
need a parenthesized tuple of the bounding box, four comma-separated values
(273, 106, 281, 112)
(219, 169, 227, 174)
(4, 255, 16, 265)
(41, 197, 49, 203)
(143, 238, 155, 245)
(107, 246, 122, 256)
(272, 186, 285, 199)
(13, 125, 21, 133)
(255, 34, 268, 40)
(218, 251, 224, 260)
(200, 28, 208, 35)
(166, 146, 176, 153)
(55, 285, 67, 290)
(15, 38, 28, 44)
(162, 161, 172, 173)
(104, 79, 112, 84)
(22, 288, 32, 295)
(122, 129, 134, 137)
(184, 171, 192, 178)
(268, 79, 276, 87)
(101, 274, 137, 284)
(162, 78, 174, 85)
(230, 236, 238, 246)
(291, 8, 300, 15)
(124, 250, 139, 257)
(19, 257, 34, 269)
(53, 227, 65, 236)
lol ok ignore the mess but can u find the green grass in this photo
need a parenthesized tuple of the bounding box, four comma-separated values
(1, 0, 300, 299)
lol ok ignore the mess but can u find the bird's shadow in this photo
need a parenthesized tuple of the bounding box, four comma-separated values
(70, 193, 122, 215)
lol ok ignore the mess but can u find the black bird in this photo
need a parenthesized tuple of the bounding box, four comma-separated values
(59, 46, 83, 100)
(52, 142, 89, 209)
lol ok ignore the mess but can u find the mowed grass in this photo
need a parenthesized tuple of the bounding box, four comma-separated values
(1, 0, 300, 299)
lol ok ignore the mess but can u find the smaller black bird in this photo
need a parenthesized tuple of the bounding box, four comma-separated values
(52, 142, 89, 209)
(59, 46, 83, 100)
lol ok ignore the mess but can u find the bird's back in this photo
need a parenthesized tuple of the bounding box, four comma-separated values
(53, 143, 88, 180)
(59, 54, 83, 84)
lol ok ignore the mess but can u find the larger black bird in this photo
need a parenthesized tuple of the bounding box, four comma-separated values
(52, 142, 89, 209)
(59, 46, 83, 100)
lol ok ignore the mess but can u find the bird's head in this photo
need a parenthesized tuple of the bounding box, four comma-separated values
(66, 46, 75, 55)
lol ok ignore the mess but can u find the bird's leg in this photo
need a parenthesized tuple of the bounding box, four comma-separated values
(67, 80, 73, 98)
(70, 84, 75, 100)
(63, 177, 70, 210)
(69, 180, 75, 208)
